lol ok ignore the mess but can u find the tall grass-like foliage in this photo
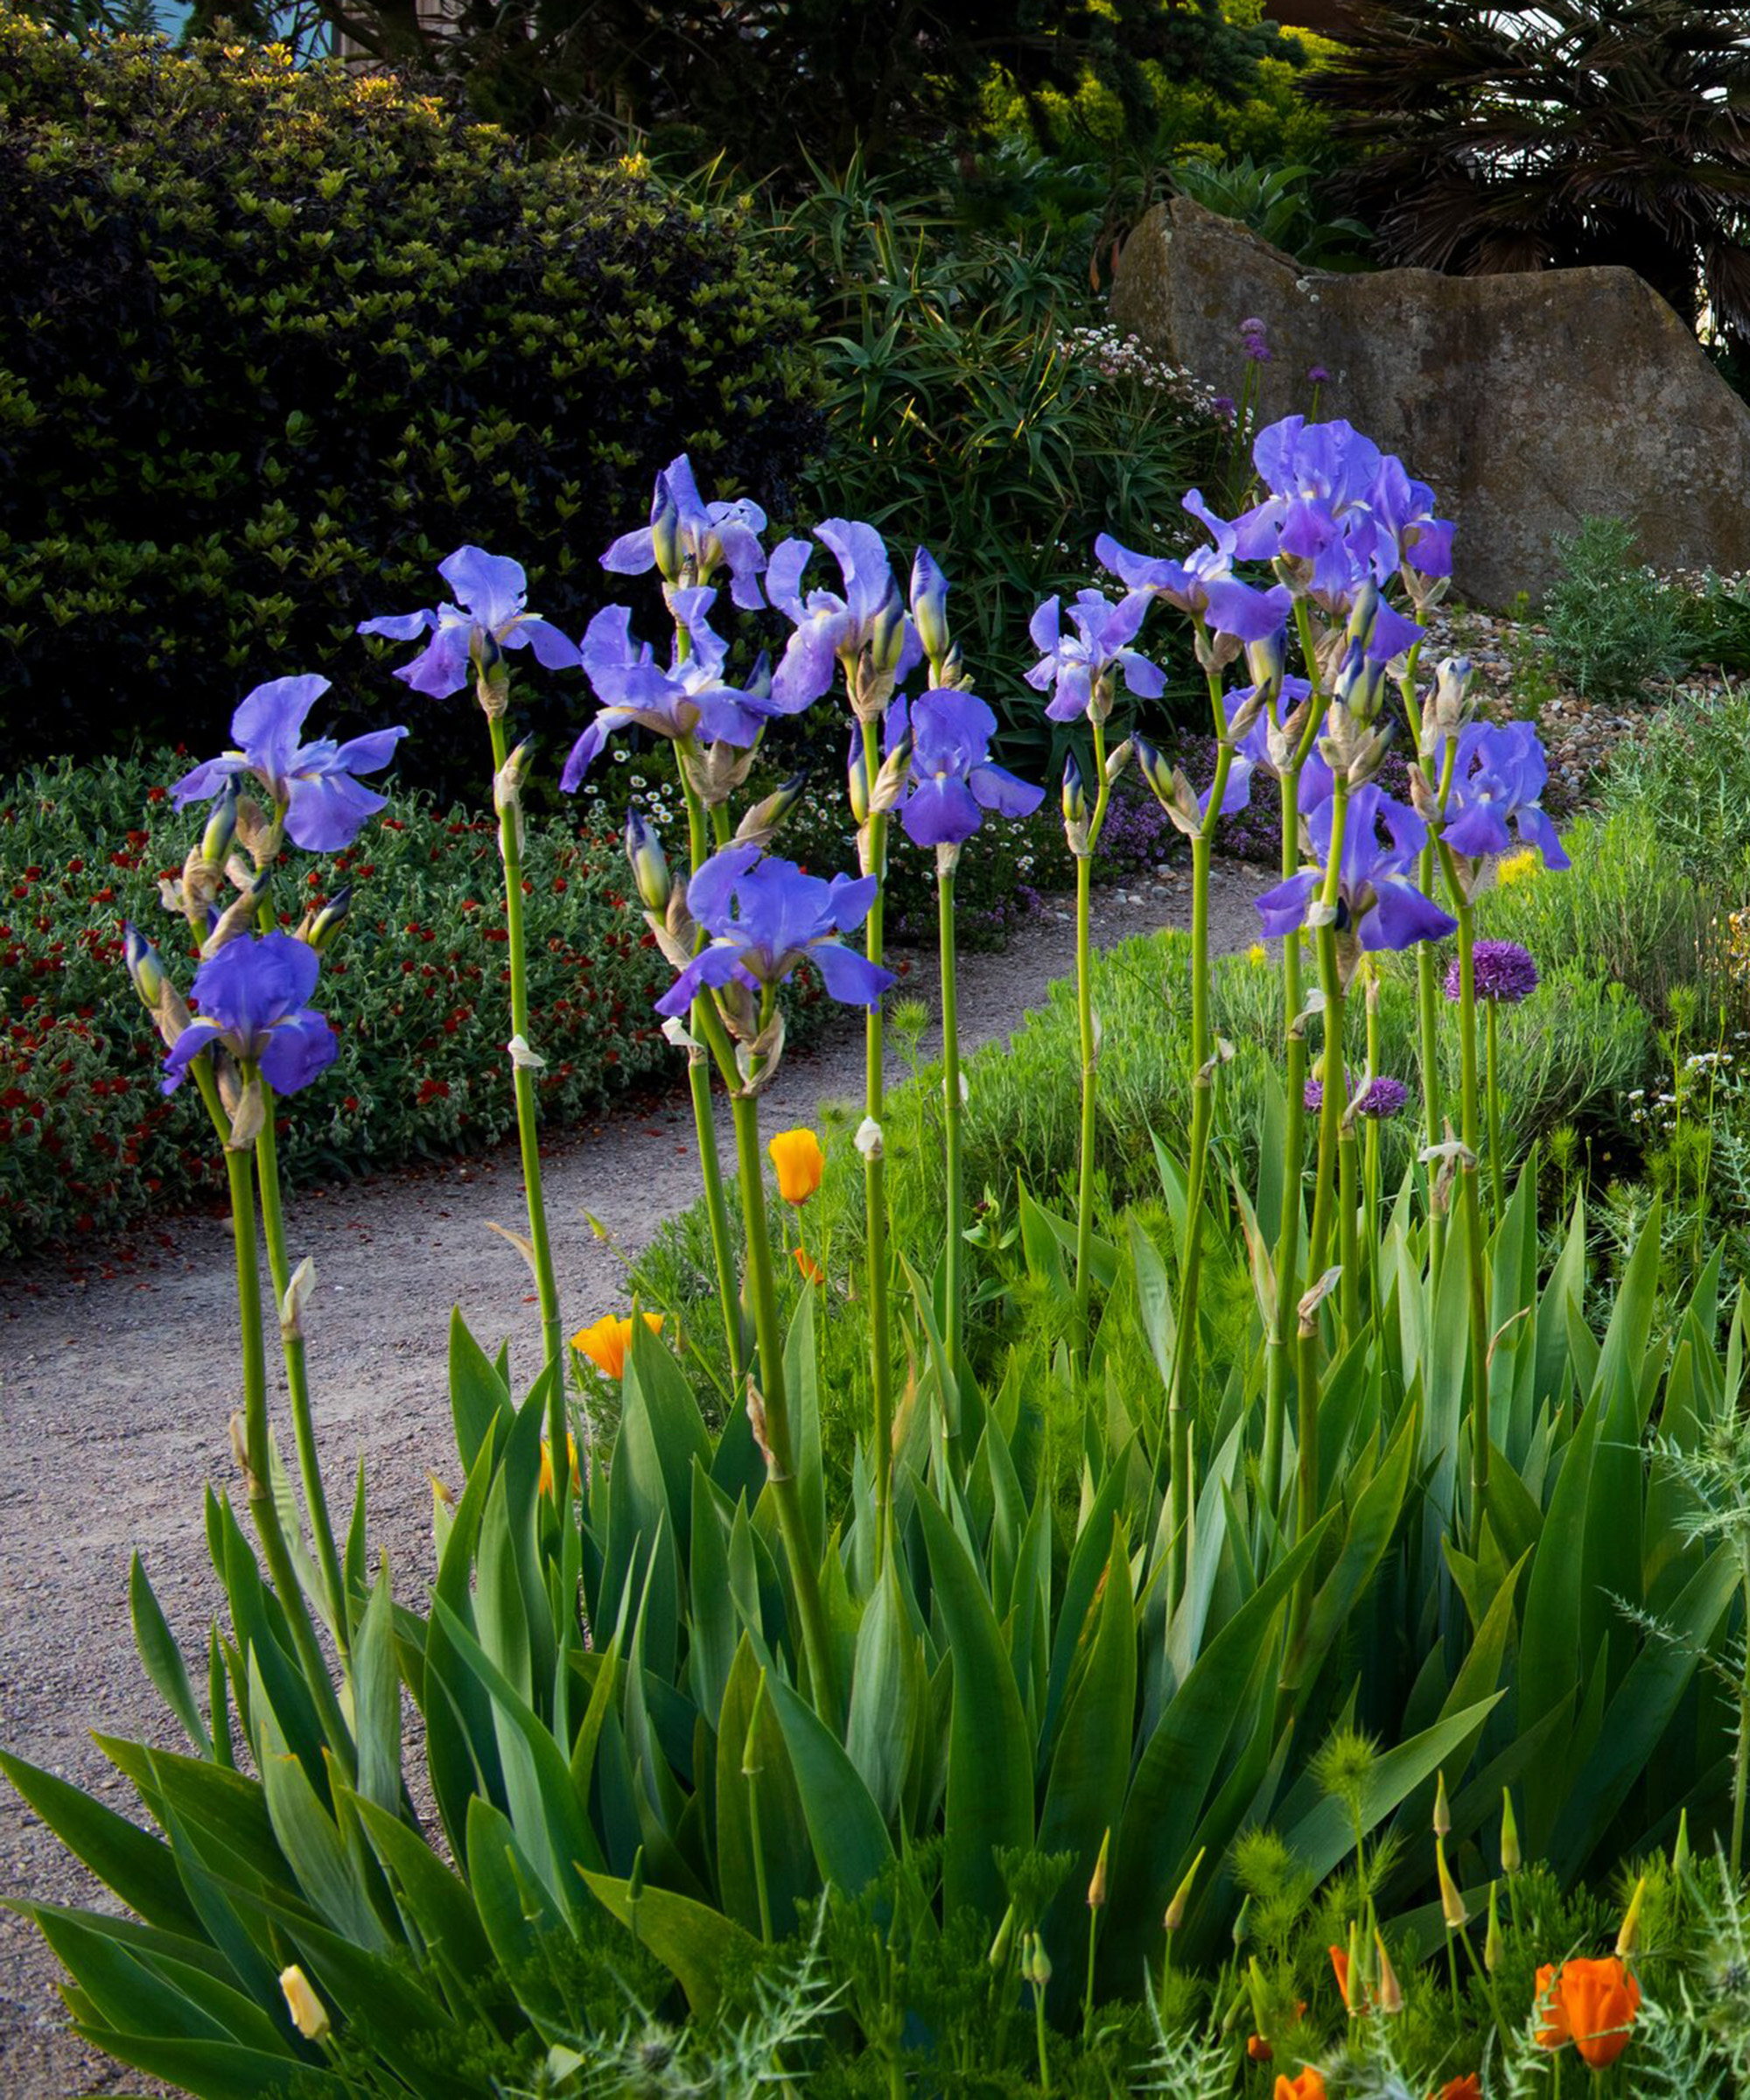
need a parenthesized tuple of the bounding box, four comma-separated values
(8, 428, 1750, 2100)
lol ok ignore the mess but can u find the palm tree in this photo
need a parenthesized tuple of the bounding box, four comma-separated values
(1302, 1, 1750, 344)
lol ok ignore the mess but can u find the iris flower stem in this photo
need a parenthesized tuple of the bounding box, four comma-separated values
(1364, 972, 1382, 1332)
(486, 714, 564, 1452)
(937, 855, 965, 1397)
(1485, 999, 1504, 1232)
(1398, 659, 1446, 1282)
(677, 762, 748, 1400)
(1293, 779, 1351, 1648)
(1438, 850, 1493, 1558)
(725, 1081, 838, 1722)
(254, 1088, 350, 1667)
(692, 998, 836, 1718)
(1167, 691, 1233, 1596)
(216, 1089, 354, 1774)
(1073, 718, 1112, 1359)
(1264, 760, 1308, 1527)
(859, 743, 897, 1563)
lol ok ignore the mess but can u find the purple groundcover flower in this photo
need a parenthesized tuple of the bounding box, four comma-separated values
(172, 676, 407, 854)
(358, 547, 581, 699)
(1256, 781, 1457, 953)
(1438, 720, 1569, 869)
(1304, 1070, 1410, 1119)
(894, 690, 1044, 848)
(1026, 589, 1165, 721)
(600, 453, 769, 610)
(654, 845, 896, 1018)
(160, 932, 337, 1096)
(766, 519, 921, 710)
(1446, 939, 1538, 1004)
(559, 588, 782, 791)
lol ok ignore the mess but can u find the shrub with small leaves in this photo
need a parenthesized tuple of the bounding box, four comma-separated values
(1543, 516, 1690, 705)
(0, 18, 822, 790)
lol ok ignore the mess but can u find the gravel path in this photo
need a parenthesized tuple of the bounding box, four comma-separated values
(0, 863, 1270, 2098)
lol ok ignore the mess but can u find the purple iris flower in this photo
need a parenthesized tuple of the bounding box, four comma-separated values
(1026, 590, 1165, 722)
(600, 454, 769, 612)
(766, 520, 922, 710)
(1438, 721, 1569, 869)
(654, 845, 896, 1018)
(1202, 577, 1294, 651)
(358, 547, 581, 699)
(1230, 417, 1383, 597)
(1367, 457, 1456, 582)
(172, 676, 407, 854)
(161, 933, 337, 1096)
(1256, 782, 1457, 952)
(1096, 491, 1236, 615)
(559, 588, 780, 791)
(893, 690, 1045, 847)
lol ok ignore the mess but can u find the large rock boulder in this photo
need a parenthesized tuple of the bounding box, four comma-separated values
(1110, 199, 1750, 609)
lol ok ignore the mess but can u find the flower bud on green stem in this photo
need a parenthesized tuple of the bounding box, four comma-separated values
(200, 779, 240, 872)
(625, 808, 671, 912)
(735, 773, 807, 850)
(303, 885, 353, 953)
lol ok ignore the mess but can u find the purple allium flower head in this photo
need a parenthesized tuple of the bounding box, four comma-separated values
(1446, 939, 1538, 1004)
(1214, 395, 1236, 422)
(765, 519, 922, 710)
(358, 547, 581, 698)
(161, 933, 337, 1096)
(893, 690, 1044, 848)
(1096, 491, 1236, 615)
(1256, 780, 1457, 953)
(1305, 1069, 1409, 1119)
(1307, 365, 1329, 384)
(559, 588, 782, 790)
(172, 676, 406, 854)
(1243, 336, 1274, 363)
(600, 453, 769, 611)
(1240, 318, 1267, 336)
(1438, 720, 1569, 869)
(1026, 589, 1166, 721)
(654, 846, 896, 1018)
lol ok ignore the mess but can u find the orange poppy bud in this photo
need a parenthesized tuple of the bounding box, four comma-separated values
(1246, 2034, 1274, 2063)
(793, 1246, 825, 1284)
(1558, 1955, 1641, 2068)
(571, 1311, 662, 1379)
(1328, 1943, 1353, 2013)
(1272, 2070, 1326, 2100)
(767, 1127, 824, 1206)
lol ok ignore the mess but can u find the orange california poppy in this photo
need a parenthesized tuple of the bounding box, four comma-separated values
(571, 1311, 662, 1379)
(793, 1246, 825, 1284)
(1273, 2070, 1326, 2100)
(1534, 1963, 1571, 2051)
(1434, 2077, 1482, 2100)
(1247, 2034, 1273, 2062)
(1558, 1956, 1641, 2069)
(1328, 1944, 1354, 2012)
(537, 1432, 579, 1498)
(767, 1127, 824, 1206)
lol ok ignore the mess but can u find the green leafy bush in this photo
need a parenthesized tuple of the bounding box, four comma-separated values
(0, 752, 825, 1256)
(0, 18, 820, 783)
(1170, 153, 1371, 267)
(1542, 516, 1690, 705)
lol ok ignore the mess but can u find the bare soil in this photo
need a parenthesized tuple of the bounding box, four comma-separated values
(0, 863, 1270, 2098)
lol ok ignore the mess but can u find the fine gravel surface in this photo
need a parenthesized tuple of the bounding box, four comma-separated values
(0, 861, 1270, 2099)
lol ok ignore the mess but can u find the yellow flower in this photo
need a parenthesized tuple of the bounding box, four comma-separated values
(571, 1311, 662, 1379)
(1497, 847, 1540, 887)
(1247, 942, 1270, 966)
(538, 1432, 579, 1498)
(279, 1964, 330, 2040)
(767, 1127, 825, 1206)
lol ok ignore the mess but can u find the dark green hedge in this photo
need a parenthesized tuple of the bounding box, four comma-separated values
(0, 18, 822, 782)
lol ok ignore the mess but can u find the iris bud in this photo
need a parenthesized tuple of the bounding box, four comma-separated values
(625, 808, 671, 912)
(1244, 627, 1286, 711)
(473, 626, 509, 718)
(910, 547, 951, 670)
(123, 921, 166, 1009)
(1061, 750, 1088, 829)
(650, 482, 682, 582)
(744, 648, 774, 701)
(939, 639, 968, 690)
(735, 774, 807, 850)
(200, 779, 240, 872)
(305, 885, 353, 953)
(869, 588, 908, 677)
(1345, 578, 1381, 654)
(1132, 734, 1171, 803)
(847, 733, 872, 825)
